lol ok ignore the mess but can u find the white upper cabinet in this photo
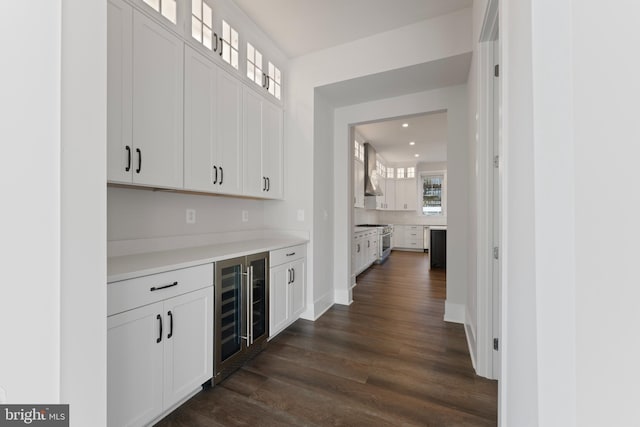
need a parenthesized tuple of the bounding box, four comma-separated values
(108, 1, 184, 188)
(132, 10, 184, 188)
(243, 87, 283, 199)
(108, 0, 286, 198)
(107, 0, 133, 183)
(184, 46, 242, 195)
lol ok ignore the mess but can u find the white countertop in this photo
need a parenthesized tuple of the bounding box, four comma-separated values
(108, 237, 308, 283)
(353, 226, 378, 234)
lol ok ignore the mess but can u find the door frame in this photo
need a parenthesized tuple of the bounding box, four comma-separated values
(475, 0, 501, 380)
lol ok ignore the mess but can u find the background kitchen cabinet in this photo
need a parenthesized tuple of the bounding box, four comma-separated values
(107, 5, 184, 188)
(353, 230, 377, 275)
(243, 87, 283, 199)
(395, 178, 418, 211)
(269, 244, 306, 338)
(184, 46, 243, 195)
(392, 225, 423, 250)
(108, 286, 212, 427)
(382, 177, 395, 210)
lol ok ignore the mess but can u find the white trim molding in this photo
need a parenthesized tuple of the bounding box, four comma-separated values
(444, 301, 466, 324)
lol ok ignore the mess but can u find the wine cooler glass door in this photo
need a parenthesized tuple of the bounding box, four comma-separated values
(216, 258, 245, 369)
(247, 253, 268, 344)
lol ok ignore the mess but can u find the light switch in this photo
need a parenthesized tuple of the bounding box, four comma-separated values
(297, 209, 305, 222)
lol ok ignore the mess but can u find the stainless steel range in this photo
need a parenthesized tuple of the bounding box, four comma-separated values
(356, 224, 393, 263)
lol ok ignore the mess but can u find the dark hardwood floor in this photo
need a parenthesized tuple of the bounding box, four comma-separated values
(156, 250, 497, 427)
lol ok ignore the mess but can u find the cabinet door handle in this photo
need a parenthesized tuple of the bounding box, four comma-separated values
(213, 165, 218, 184)
(262, 73, 267, 88)
(262, 177, 266, 191)
(291, 267, 295, 283)
(287, 268, 291, 284)
(150, 281, 178, 292)
(136, 148, 142, 173)
(266, 75, 270, 90)
(156, 314, 162, 343)
(213, 33, 218, 52)
(219, 37, 223, 57)
(167, 310, 173, 339)
(125, 146, 131, 172)
(220, 167, 223, 185)
(266, 177, 270, 191)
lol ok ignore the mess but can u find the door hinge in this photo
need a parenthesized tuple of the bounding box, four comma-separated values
(494, 64, 500, 77)
(493, 246, 499, 260)
(493, 155, 499, 168)
(493, 338, 499, 351)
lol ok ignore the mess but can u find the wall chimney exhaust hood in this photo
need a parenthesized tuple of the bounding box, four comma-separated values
(364, 142, 383, 197)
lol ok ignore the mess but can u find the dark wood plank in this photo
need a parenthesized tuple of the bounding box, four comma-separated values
(155, 250, 497, 426)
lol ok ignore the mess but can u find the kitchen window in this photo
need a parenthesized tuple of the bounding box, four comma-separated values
(268, 61, 282, 100)
(191, 0, 213, 50)
(387, 168, 394, 179)
(221, 20, 239, 69)
(246, 43, 263, 86)
(144, 0, 177, 24)
(422, 172, 446, 216)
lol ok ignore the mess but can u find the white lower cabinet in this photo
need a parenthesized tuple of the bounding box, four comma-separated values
(392, 225, 424, 250)
(107, 265, 213, 427)
(269, 245, 306, 338)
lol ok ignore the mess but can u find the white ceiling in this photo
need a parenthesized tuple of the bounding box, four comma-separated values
(355, 111, 447, 164)
(232, 0, 474, 58)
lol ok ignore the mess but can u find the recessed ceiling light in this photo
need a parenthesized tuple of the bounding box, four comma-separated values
(402, 123, 409, 128)
(414, 154, 420, 158)
(409, 141, 415, 146)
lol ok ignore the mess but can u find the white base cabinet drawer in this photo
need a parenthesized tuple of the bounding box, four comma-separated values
(108, 263, 213, 316)
(270, 243, 305, 266)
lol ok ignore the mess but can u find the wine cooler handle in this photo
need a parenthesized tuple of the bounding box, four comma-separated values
(250, 265, 254, 345)
(246, 266, 251, 346)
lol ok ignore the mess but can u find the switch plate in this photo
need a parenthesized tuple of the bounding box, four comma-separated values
(186, 209, 196, 224)
(297, 209, 305, 222)
(242, 210, 249, 222)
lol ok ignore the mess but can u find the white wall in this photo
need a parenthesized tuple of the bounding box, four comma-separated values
(0, 2, 107, 425)
(501, 0, 540, 424)
(0, 1, 62, 404)
(572, 2, 640, 425)
(333, 85, 468, 316)
(307, 91, 335, 318)
(353, 208, 380, 225)
(60, 1, 108, 425)
(271, 9, 473, 315)
(108, 187, 266, 241)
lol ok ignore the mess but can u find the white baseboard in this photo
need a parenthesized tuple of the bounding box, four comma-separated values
(334, 288, 352, 306)
(300, 291, 335, 321)
(444, 301, 466, 324)
(464, 321, 477, 370)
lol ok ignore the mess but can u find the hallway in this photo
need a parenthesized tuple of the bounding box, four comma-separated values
(156, 251, 497, 426)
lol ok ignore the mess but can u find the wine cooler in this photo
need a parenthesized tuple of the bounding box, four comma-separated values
(214, 252, 269, 383)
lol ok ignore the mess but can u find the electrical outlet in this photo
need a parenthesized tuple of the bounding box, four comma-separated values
(242, 210, 249, 222)
(297, 209, 305, 222)
(186, 209, 196, 224)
